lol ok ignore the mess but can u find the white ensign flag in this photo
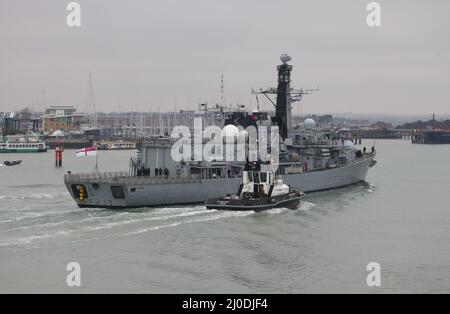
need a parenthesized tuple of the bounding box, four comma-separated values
(76, 146, 98, 157)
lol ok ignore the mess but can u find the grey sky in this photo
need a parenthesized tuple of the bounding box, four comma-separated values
(1, 0, 449, 114)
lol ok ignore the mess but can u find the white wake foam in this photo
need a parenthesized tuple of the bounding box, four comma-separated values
(0, 230, 73, 247)
(298, 201, 316, 211)
(124, 210, 253, 236)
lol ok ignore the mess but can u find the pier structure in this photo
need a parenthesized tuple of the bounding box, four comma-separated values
(348, 128, 413, 140)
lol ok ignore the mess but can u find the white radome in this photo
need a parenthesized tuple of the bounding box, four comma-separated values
(222, 124, 240, 143)
(304, 118, 316, 130)
(343, 140, 354, 148)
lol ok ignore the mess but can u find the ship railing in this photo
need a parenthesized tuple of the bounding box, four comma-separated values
(64, 171, 202, 184)
(276, 152, 375, 174)
(64, 171, 130, 182)
(119, 175, 202, 185)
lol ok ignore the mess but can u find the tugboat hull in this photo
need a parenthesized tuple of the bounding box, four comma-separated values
(205, 191, 303, 212)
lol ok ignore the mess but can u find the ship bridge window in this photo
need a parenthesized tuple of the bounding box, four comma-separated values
(260, 172, 267, 183)
(253, 172, 260, 183)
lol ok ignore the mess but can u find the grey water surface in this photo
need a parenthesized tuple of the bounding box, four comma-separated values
(1, 139, 449, 293)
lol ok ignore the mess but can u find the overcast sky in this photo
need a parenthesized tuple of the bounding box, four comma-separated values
(1, 0, 449, 115)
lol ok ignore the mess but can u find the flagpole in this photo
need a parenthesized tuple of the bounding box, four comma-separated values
(93, 143, 99, 175)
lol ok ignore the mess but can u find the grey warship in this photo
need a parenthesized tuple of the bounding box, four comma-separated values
(64, 55, 377, 208)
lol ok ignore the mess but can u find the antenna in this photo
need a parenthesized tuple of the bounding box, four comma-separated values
(220, 74, 224, 106)
(31, 100, 35, 119)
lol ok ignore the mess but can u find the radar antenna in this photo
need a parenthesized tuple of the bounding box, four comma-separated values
(251, 54, 319, 139)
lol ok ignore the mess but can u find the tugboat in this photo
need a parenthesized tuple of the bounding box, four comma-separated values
(205, 160, 304, 212)
(3, 160, 22, 166)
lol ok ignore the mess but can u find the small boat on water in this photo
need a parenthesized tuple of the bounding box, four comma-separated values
(1, 131, 48, 153)
(3, 160, 22, 166)
(205, 160, 304, 212)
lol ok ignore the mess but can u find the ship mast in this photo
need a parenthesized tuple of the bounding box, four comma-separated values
(275, 54, 293, 138)
(252, 54, 318, 139)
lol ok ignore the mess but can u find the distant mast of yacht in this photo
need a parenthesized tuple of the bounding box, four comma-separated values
(88, 72, 98, 129)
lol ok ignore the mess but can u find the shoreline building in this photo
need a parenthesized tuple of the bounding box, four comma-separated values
(42, 106, 87, 134)
(0, 111, 41, 135)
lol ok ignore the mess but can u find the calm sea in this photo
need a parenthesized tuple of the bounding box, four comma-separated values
(1, 139, 449, 293)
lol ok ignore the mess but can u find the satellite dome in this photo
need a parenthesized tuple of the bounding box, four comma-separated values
(222, 124, 240, 144)
(304, 118, 316, 130)
(290, 152, 300, 162)
(343, 140, 354, 148)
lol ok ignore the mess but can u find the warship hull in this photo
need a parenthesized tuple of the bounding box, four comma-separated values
(283, 154, 374, 192)
(64, 155, 375, 209)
